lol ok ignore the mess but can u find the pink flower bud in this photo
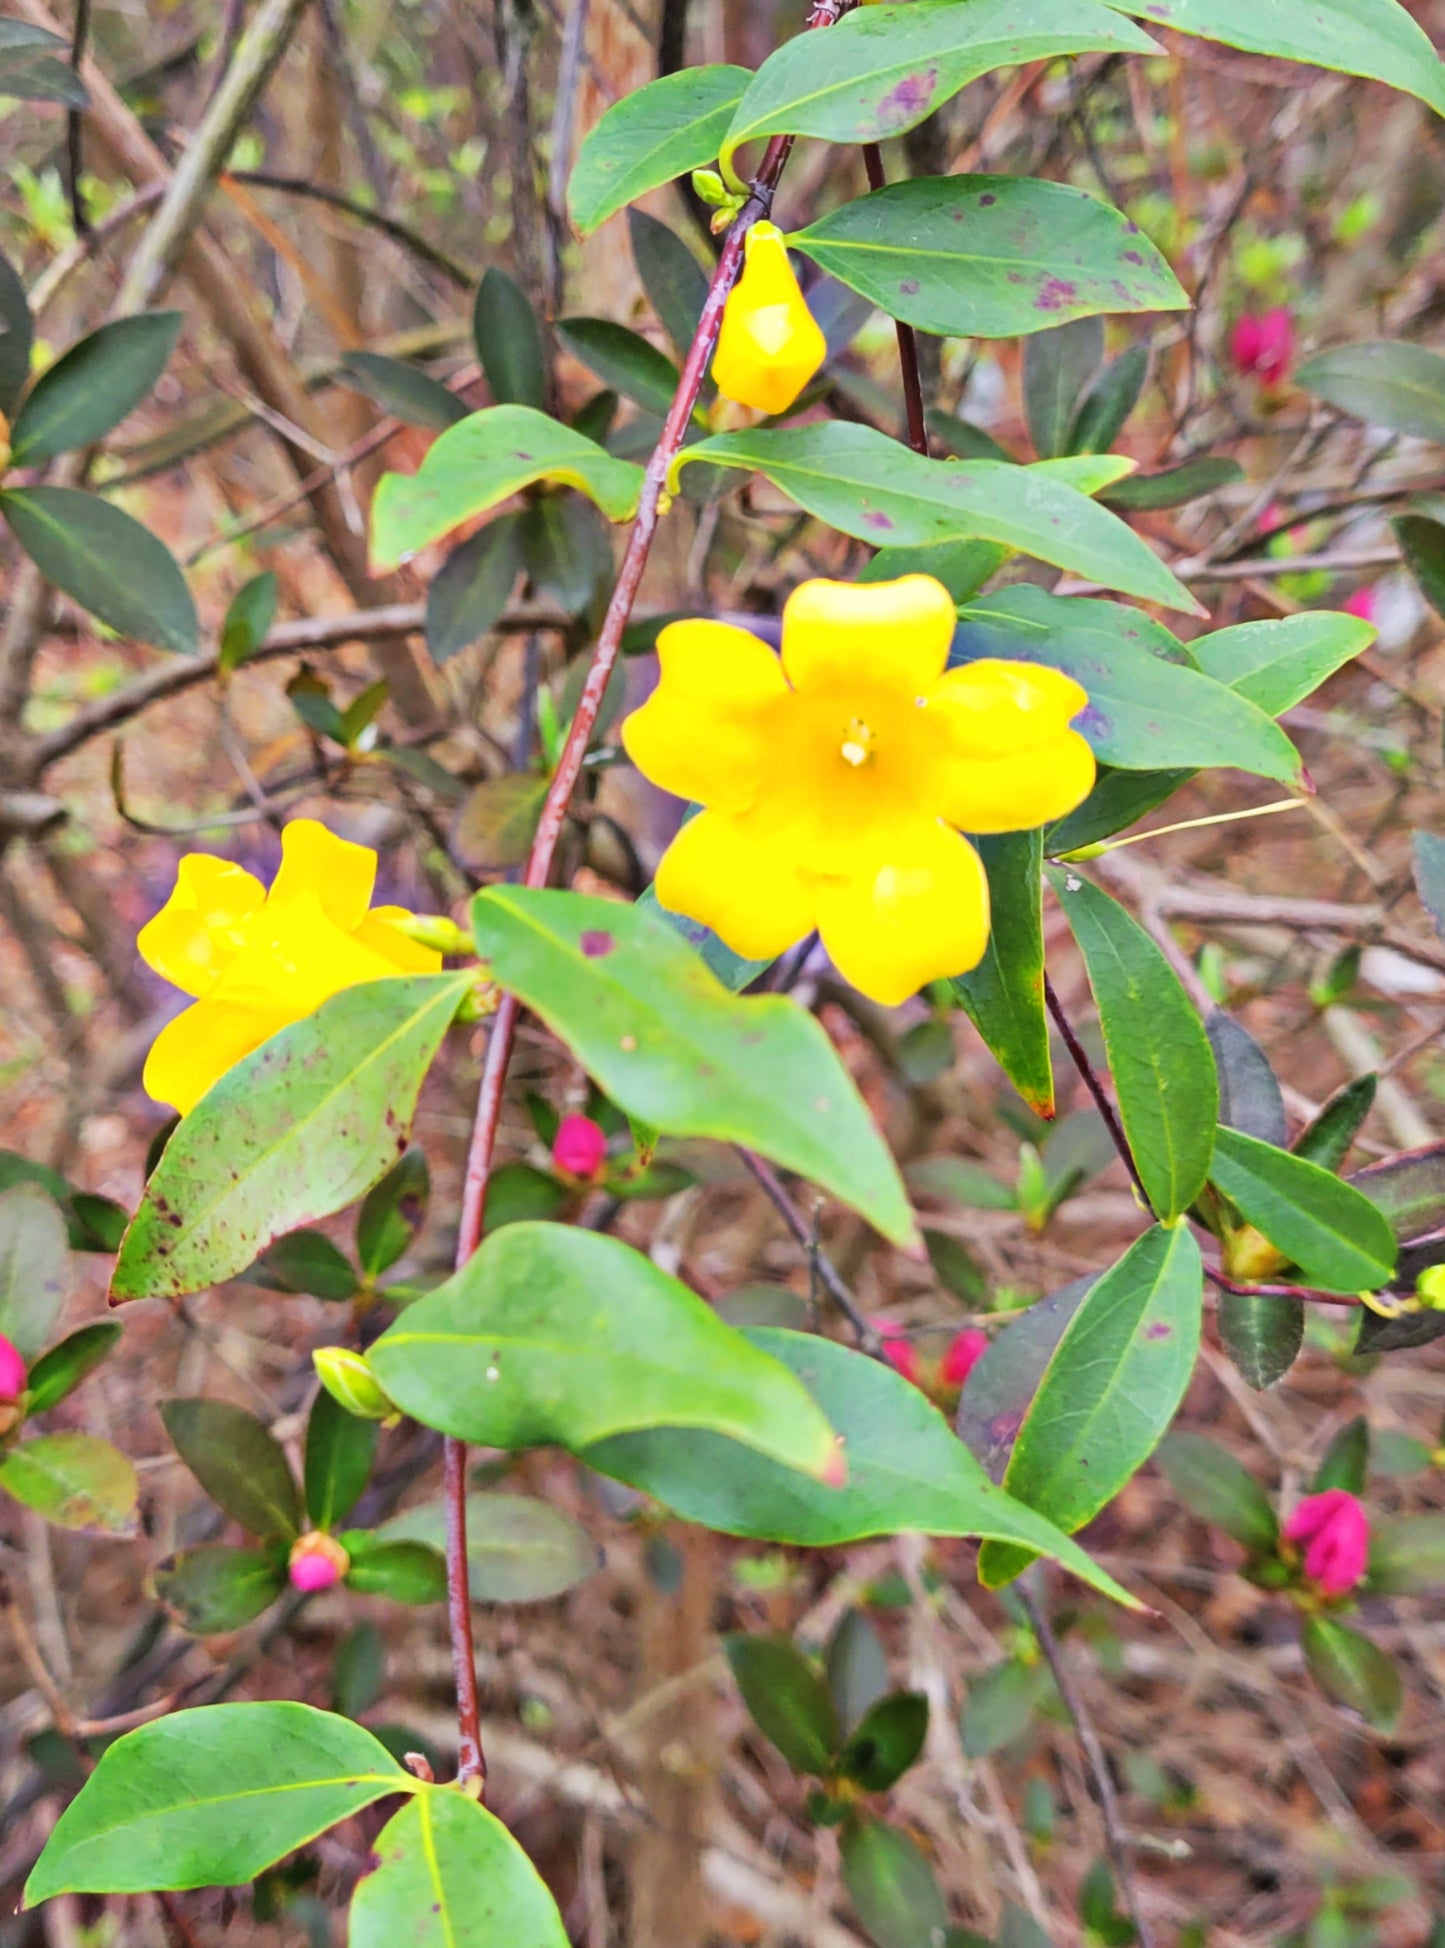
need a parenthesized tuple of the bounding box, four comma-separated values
(1284, 1488, 1370, 1597)
(288, 1531, 350, 1593)
(1342, 586, 1378, 624)
(1230, 308, 1295, 387)
(551, 1113, 608, 1182)
(0, 1333, 25, 1405)
(876, 1319, 920, 1387)
(940, 1328, 988, 1391)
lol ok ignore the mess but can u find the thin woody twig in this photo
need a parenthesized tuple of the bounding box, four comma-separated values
(1043, 975, 1148, 1205)
(861, 143, 928, 457)
(735, 1148, 881, 1353)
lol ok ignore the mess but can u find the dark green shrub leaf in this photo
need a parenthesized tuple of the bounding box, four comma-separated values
(519, 494, 613, 613)
(10, 313, 182, 464)
(961, 1657, 1048, 1758)
(24, 1703, 413, 1900)
(557, 317, 681, 420)
(1314, 1415, 1369, 1496)
(1024, 317, 1104, 459)
(0, 244, 33, 419)
(1350, 1141, 1445, 1242)
(23, 1321, 121, 1415)
(628, 209, 709, 361)
(1296, 340, 1445, 443)
(1293, 1075, 1377, 1173)
(1394, 513, 1445, 620)
(1210, 1126, 1397, 1292)
(1217, 1291, 1304, 1391)
(483, 1161, 567, 1231)
(0, 20, 87, 105)
(861, 535, 1007, 604)
(907, 1156, 1015, 1212)
(1367, 1512, 1445, 1594)
(1208, 1011, 1286, 1147)
(339, 351, 467, 431)
(472, 267, 547, 409)
(1100, 454, 1243, 510)
(0, 485, 197, 655)
(305, 1389, 378, 1532)
(218, 570, 278, 674)
(568, 65, 750, 235)
(357, 1148, 429, 1280)
(0, 1179, 68, 1358)
(1156, 1431, 1277, 1551)
(826, 1609, 890, 1734)
(925, 1229, 986, 1303)
(1300, 1615, 1403, 1732)
(725, 1633, 839, 1774)
(956, 1277, 1094, 1480)
(426, 515, 524, 664)
(383, 1492, 599, 1603)
(0, 1431, 138, 1533)
(955, 829, 1052, 1115)
(112, 972, 471, 1302)
(841, 1819, 949, 1948)
(452, 773, 549, 873)
(162, 1398, 303, 1539)
(332, 1621, 386, 1717)
(1191, 612, 1374, 716)
(1069, 342, 1150, 455)
(342, 1534, 446, 1604)
(1047, 767, 1191, 856)
(254, 1228, 360, 1302)
(928, 407, 1014, 462)
(154, 1545, 285, 1634)
(838, 1691, 929, 1792)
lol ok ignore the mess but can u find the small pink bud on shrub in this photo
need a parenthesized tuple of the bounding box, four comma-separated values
(0, 1333, 25, 1405)
(876, 1320, 920, 1386)
(551, 1113, 608, 1182)
(1284, 1488, 1369, 1597)
(940, 1328, 988, 1391)
(1230, 307, 1295, 386)
(1342, 586, 1378, 623)
(288, 1531, 351, 1593)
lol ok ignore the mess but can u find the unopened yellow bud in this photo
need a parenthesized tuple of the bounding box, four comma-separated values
(712, 221, 827, 417)
(1224, 1223, 1290, 1283)
(1417, 1265, 1445, 1310)
(314, 1347, 396, 1422)
(389, 911, 474, 956)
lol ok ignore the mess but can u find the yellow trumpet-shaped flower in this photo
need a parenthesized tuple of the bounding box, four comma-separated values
(622, 576, 1096, 1007)
(138, 819, 441, 1116)
(712, 221, 827, 416)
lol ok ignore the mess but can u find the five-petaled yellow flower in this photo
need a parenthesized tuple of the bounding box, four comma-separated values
(139, 819, 440, 1116)
(712, 220, 827, 416)
(622, 575, 1096, 1006)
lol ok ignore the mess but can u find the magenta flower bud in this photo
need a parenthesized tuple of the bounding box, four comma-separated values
(875, 1319, 920, 1387)
(1284, 1488, 1370, 1597)
(1230, 307, 1295, 387)
(1342, 586, 1378, 624)
(940, 1328, 988, 1391)
(551, 1113, 608, 1182)
(288, 1531, 350, 1593)
(0, 1332, 25, 1405)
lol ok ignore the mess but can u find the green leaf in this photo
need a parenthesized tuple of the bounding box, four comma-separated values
(954, 829, 1052, 1115)
(1100, 454, 1243, 510)
(1395, 512, 1445, 620)
(0, 1179, 68, 1358)
(339, 351, 467, 431)
(1102, 0, 1445, 117)
(519, 493, 613, 613)
(1047, 869, 1218, 1221)
(372, 1223, 843, 1479)
(906, 1155, 1016, 1212)
(24, 1703, 413, 1901)
(484, 1161, 567, 1231)
(452, 773, 549, 873)
(1191, 612, 1375, 716)
(357, 1147, 429, 1281)
(1349, 1141, 1445, 1242)
(557, 317, 681, 420)
(586, 1327, 1138, 1606)
(1300, 1615, 1403, 1732)
(1209, 1126, 1397, 1293)
(841, 1820, 949, 1948)
(1217, 1290, 1303, 1391)
(0, 245, 34, 419)
(342, 1535, 446, 1604)
(925, 1229, 986, 1303)
(23, 1321, 121, 1415)
(1294, 1075, 1377, 1173)
(1155, 1431, 1277, 1552)
(0, 22, 87, 106)
(1314, 1415, 1370, 1496)
(1069, 342, 1150, 455)
(1295, 340, 1445, 443)
(0, 1432, 138, 1534)
(838, 1691, 929, 1791)
(426, 515, 524, 664)
(1046, 766, 1191, 855)
(1367, 1512, 1445, 1595)
(928, 407, 1014, 462)
(254, 1228, 360, 1302)
(162, 1398, 303, 1540)
(111, 972, 470, 1301)
(860, 535, 1006, 604)
(154, 1545, 285, 1634)
(979, 1226, 1202, 1585)
(350, 1785, 568, 1948)
(371, 408, 644, 572)
(9, 313, 182, 465)
(957, 1277, 1092, 1478)
(674, 423, 1197, 611)
(725, 1634, 839, 1774)
(469, 886, 916, 1246)
(305, 1388, 377, 1531)
(568, 65, 751, 236)
(219, 570, 278, 674)
(0, 486, 197, 655)
(1209, 1011, 1287, 1147)
(628, 209, 710, 362)
(1024, 317, 1104, 459)
(827, 1609, 890, 1734)
(723, 0, 1156, 167)
(963, 590, 1300, 780)
(382, 1492, 600, 1603)
(960, 1657, 1047, 1758)
(791, 176, 1187, 341)
(473, 268, 547, 410)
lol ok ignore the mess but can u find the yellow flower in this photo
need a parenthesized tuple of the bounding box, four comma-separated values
(138, 819, 441, 1116)
(712, 221, 827, 416)
(622, 576, 1096, 1006)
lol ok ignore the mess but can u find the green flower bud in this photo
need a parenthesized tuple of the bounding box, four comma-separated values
(1416, 1265, 1445, 1310)
(314, 1347, 396, 1422)
(389, 912, 475, 957)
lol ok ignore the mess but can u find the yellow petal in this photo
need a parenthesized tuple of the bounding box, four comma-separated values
(815, 820, 990, 1006)
(781, 575, 955, 697)
(712, 222, 827, 416)
(268, 819, 377, 930)
(622, 619, 788, 813)
(927, 658, 1089, 758)
(940, 730, 1096, 834)
(355, 907, 444, 973)
(213, 902, 407, 1017)
(137, 855, 265, 998)
(654, 809, 815, 962)
(143, 999, 293, 1116)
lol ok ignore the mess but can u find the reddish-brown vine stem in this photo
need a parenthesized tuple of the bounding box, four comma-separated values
(1043, 973, 1149, 1205)
(861, 142, 929, 457)
(442, 0, 858, 1792)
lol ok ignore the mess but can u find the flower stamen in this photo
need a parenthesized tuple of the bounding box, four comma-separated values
(840, 717, 874, 767)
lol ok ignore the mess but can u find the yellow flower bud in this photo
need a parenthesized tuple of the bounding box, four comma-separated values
(314, 1347, 397, 1422)
(712, 221, 827, 417)
(1225, 1224, 1290, 1283)
(1416, 1265, 1445, 1310)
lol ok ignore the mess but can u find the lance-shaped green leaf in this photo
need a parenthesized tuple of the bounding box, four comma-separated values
(1300, 1615, 1403, 1732)
(373, 1224, 842, 1479)
(1047, 869, 1218, 1221)
(1295, 340, 1445, 443)
(162, 1398, 303, 1539)
(1294, 1075, 1377, 1174)
(112, 972, 471, 1302)
(473, 267, 547, 411)
(585, 1327, 1138, 1606)
(1209, 1010, 1287, 1147)
(304, 1389, 377, 1532)
(0, 20, 88, 106)
(23, 1321, 121, 1415)
(382, 1492, 600, 1604)
(24, 1704, 414, 1901)
(1191, 612, 1375, 717)
(791, 176, 1186, 341)
(721, 0, 1156, 170)
(1101, 0, 1445, 118)
(673, 423, 1196, 611)
(960, 590, 1301, 781)
(0, 244, 34, 419)
(1209, 1125, 1398, 1293)
(9, 313, 182, 464)
(1218, 1291, 1303, 1391)
(0, 1179, 68, 1358)
(954, 830, 1052, 1115)
(0, 1432, 138, 1534)
(154, 1545, 286, 1635)
(1156, 1431, 1278, 1553)
(1046, 766, 1192, 856)
(470, 886, 915, 1246)
(1350, 1140, 1445, 1242)
(978, 1225, 1202, 1585)
(1395, 512, 1445, 620)
(0, 486, 198, 655)
(1102, 454, 1242, 511)
(557, 317, 682, 420)
(725, 1634, 840, 1774)
(370, 407, 645, 572)
(841, 1821, 949, 1948)
(339, 351, 468, 432)
(351, 1786, 568, 1948)
(568, 64, 752, 235)
(629, 209, 710, 361)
